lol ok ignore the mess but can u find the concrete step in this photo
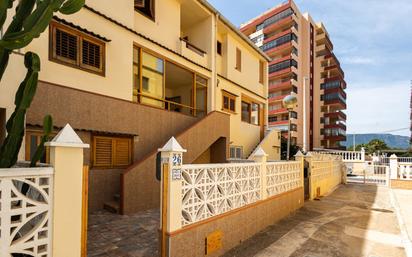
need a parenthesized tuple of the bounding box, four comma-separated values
(103, 200, 120, 214)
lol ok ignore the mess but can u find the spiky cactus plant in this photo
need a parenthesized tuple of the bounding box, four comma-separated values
(0, 0, 84, 168)
(30, 114, 53, 167)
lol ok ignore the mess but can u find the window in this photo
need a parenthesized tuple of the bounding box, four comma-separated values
(135, 0, 155, 20)
(217, 41, 222, 55)
(230, 146, 243, 159)
(259, 61, 265, 84)
(235, 48, 242, 71)
(241, 101, 251, 123)
(25, 130, 56, 164)
(133, 46, 207, 117)
(251, 103, 260, 125)
(93, 136, 132, 168)
(242, 97, 261, 125)
(222, 91, 236, 113)
(50, 22, 105, 75)
(269, 116, 277, 122)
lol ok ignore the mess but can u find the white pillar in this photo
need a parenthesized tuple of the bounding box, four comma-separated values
(158, 137, 186, 233)
(361, 147, 366, 162)
(251, 146, 268, 200)
(389, 154, 398, 180)
(45, 124, 89, 257)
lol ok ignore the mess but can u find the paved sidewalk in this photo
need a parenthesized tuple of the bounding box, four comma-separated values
(392, 188, 412, 256)
(87, 209, 159, 257)
(224, 184, 406, 257)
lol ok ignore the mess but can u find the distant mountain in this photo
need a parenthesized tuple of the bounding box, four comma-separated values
(344, 134, 410, 150)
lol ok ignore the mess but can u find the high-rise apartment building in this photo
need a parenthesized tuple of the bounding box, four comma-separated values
(241, 0, 347, 150)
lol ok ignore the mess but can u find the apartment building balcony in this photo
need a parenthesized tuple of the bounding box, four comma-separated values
(269, 108, 288, 115)
(324, 52, 341, 67)
(269, 66, 298, 80)
(180, 38, 208, 67)
(269, 94, 288, 102)
(324, 122, 347, 131)
(180, 0, 212, 67)
(263, 14, 297, 34)
(324, 64, 345, 78)
(269, 120, 288, 126)
(324, 110, 347, 120)
(316, 43, 332, 57)
(264, 29, 293, 44)
(324, 87, 347, 99)
(240, 1, 292, 34)
(316, 33, 334, 52)
(269, 80, 296, 92)
(265, 41, 296, 58)
(324, 76, 346, 89)
(323, 98, 347, 110)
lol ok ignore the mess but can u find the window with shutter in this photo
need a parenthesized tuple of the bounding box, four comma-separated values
(235, 48, 242, 71)
(55, 28, 78, 64)
(93, 136, 133, 168)
(113, 138, 132, 167)
(94, 137, 113, 167)
(81, 39, 102, 71)
(50, 21, 105, 75)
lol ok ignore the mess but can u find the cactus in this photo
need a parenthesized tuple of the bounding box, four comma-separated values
(0, 0, 84, 168)
(0, 0, 85, 79)
(30, 115, 53, 167)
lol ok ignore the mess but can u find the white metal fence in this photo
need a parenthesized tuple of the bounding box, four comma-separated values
(0, 167, 54, 257)
(180, 161, 302, 226)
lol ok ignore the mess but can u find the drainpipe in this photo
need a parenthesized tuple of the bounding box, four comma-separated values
(212, 13, 219, 112)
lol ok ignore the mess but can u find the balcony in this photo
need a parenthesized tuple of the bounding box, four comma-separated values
(269, 94, 288, 102)
(263, 15, 296, 34)
(269, 108, 288, 115)
(180, 0, 212, 67)
(324, 122, 347, 130)
(324, 64, 345, 78)
(180, 38, 208, 67)
(269, 120, 288, 126)
(269, 80, 293, 92)
(324, 111, 347, 120)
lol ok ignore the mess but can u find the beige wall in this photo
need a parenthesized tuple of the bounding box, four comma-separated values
(168, 188, 303, 257)
(391, 180, 412, 190)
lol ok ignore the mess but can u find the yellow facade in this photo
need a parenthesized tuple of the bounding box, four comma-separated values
(0, 0, 272, 161)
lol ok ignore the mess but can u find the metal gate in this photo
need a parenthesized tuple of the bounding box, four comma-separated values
(347, 164, 389, 186)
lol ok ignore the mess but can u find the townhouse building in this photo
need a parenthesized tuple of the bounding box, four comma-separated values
(0, 0, 280, 214)
(241, 0, 347, 150)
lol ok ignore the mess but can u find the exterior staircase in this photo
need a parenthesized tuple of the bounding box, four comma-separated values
(247, 129, 281, 160)
(103, 111, 230, 215)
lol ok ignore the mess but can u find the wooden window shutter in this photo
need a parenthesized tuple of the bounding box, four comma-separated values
(94, 137, 113, 167)
(135, 0, 145, 8)
(113, 138, 132, 167)
(55, 28, 78, 63)
(236, 48, 242, 71)
(81, 39, 102, 70)
(259, 61, 264, 83)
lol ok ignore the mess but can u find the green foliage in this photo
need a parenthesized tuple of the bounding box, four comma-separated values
(0, 52, 40, 168)
(30, 115, 53, 167)
(0, 0, 84, 168)
(351, 139, 390, 154)
(0, 0, 84, 80)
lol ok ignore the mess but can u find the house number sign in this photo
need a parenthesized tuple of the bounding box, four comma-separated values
(172, 153, 182, 166)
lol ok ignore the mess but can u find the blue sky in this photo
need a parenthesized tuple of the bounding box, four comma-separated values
(208, 0, 412, 136)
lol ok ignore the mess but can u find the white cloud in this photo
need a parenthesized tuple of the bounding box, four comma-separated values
(346, 81, 410, 136)
(342, 56, 377, 65)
